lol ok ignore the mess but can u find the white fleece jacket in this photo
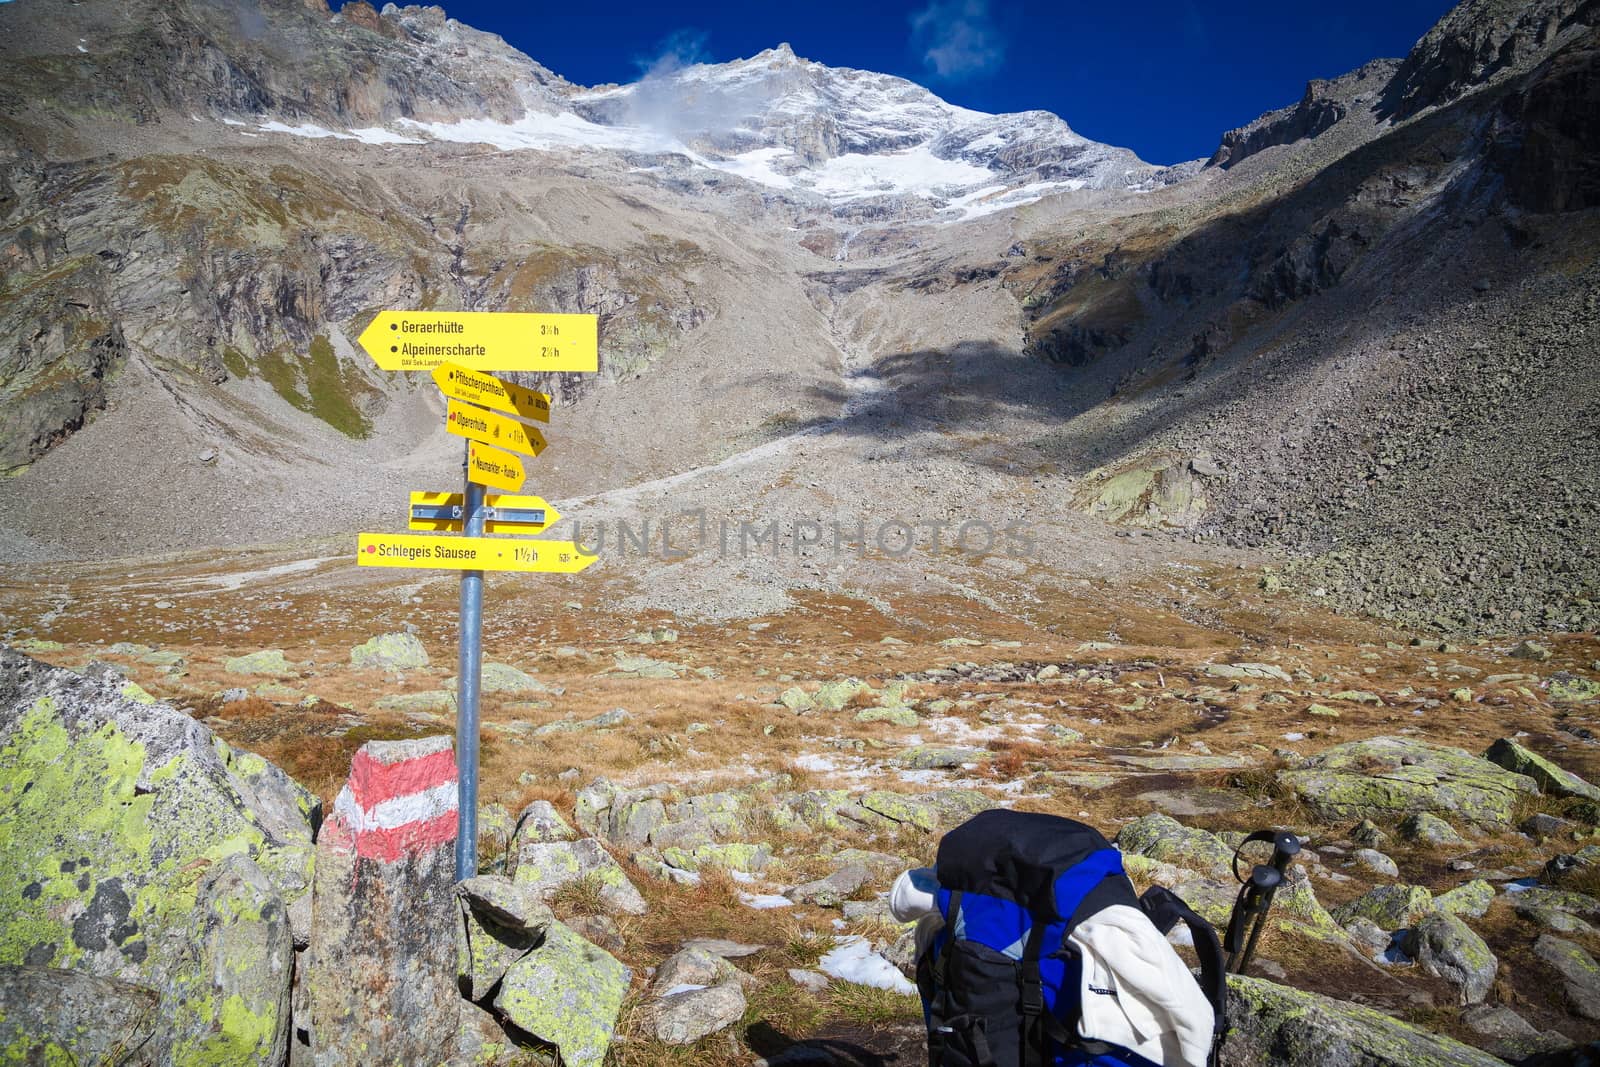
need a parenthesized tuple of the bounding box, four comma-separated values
(1069, 905, 1214, 1067)
(889, 870, 1213, 1067)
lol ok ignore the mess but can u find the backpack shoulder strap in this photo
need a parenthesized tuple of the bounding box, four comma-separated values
(1140, 885, 1229, 1063)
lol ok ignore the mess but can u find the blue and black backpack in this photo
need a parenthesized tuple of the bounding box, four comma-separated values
(914, 810, 1227, 1067)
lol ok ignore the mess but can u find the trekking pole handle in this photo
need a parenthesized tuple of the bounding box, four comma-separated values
(1224, 829, 1302, 974)
(1231, 829, 1301, 886)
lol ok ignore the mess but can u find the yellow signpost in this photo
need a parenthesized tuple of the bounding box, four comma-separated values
(408, 491, 561, 534)
(359, 311, 598, 372)
(355, 305, 601, 882)
(466, 443, 525, 492)
(445, 399, 547, 457)
(433, 362, 551, 422)
(357, 533, 596, 573)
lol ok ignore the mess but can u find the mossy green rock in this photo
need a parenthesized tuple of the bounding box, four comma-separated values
(1270, 866, 1343, 937)
(494, 920, 630, 1067)
(456, 999, 553, 1067)
(119, 679, 158, 705)
(859, 790, 938, 831)
(1278, 736, 1537, 827)
(660, 841, 771, 874)
(1398, 811, 1467, 845)
(814, 678, 870, 710)
(780, 686, 814, 712)
(899, 745, 987, 770)
(349, 632, 430, 671)
(513, 838, 648, 915)
(1206, 662, 1291, 683)
(1550, 673, 1600, 703)
(920, 788, 998, 827)
(1223, 974, 1508, 1066)
(781, 789, 856, 830)
(1114, 813, 1234, 877)
(222, 649, 294, 676)
(609, 654, 682, 680)
(1332, 884, 1434, 930)
(373, 690, 456, 714)
(1435, 880, 1495, 919)
(1485, 737, 1600, 802)
(447, 662, 545, 693)
(175, 853, 294, 1062)
(1512, 886, 1600, 918)
(456, 892, 542, 1002)
(0, 965, 162, 1063)
(0, 649, 312, 1064)
(856, 705, 918, 726)
(1400, 910, 1497, 1004)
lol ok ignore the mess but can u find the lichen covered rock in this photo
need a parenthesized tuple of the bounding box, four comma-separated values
(1333, 884, 1435, 930)
(858, 790, 938, 831)
(659, 841, 771, 874)
(456, 877, 547, 1003)
(0, 964, 163, 1063)
(0, 649, 311, 1062)
(813, 678, 870, 710)
(349, 632, 430, 671)
(494, 920, 629, 1067)
(1277, 736, 1537, 827)
(1115, 813, 1234, 877)
(1485, 737, 1600, 802)
(222, 649, 295, 676)
(1223, 974, 1509, 1066)
(1434, 879, 1495, 919)
(512, 837, 648, 915)
(651, 981, 747, 1045)
(1398, 812, 1467, 846)
(1399, 910, 1497, 1004)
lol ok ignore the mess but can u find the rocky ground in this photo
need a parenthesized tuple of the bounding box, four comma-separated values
(3, 544, 1600, 1064)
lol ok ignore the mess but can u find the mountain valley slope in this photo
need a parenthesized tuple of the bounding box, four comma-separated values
(0, 0, 1595, 640)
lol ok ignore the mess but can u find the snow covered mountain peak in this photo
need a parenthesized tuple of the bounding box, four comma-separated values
(554, 43, 1182, 211)
(213, 16, 1192, 220)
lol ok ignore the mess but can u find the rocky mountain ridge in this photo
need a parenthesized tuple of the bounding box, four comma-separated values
(0, 0, 1596, 639)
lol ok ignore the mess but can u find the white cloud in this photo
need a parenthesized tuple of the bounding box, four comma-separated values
(634, 28, 712, 79)
(910, 0, 1005, 80)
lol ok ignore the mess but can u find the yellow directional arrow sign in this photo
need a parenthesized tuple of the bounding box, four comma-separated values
(467, 442, 525, 492)
(408, 491, 561, 534)
(359, 311, 598, 373)
(446, 400, 547, 458)
(357, 533, 596, 573)
(433, 362, 551, 423)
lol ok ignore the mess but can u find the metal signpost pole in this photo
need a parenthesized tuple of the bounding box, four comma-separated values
(454, 441, 487, 880)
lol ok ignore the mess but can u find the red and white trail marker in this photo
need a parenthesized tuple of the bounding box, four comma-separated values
(309, 736, 462, 1062)
(321, 736, 459, 862)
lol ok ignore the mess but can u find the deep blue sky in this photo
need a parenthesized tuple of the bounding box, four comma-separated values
(405, 0, 1457, 165)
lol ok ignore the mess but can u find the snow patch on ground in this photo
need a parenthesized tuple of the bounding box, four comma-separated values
(395, 111, 673, 154)
(255, 120, 423, 145)
(714, 147, 797, 189)
(818, 937, 918, 994)
(806, 146, 994, 199)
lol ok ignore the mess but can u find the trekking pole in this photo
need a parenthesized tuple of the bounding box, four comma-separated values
(1223, 829, 1301, 975)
